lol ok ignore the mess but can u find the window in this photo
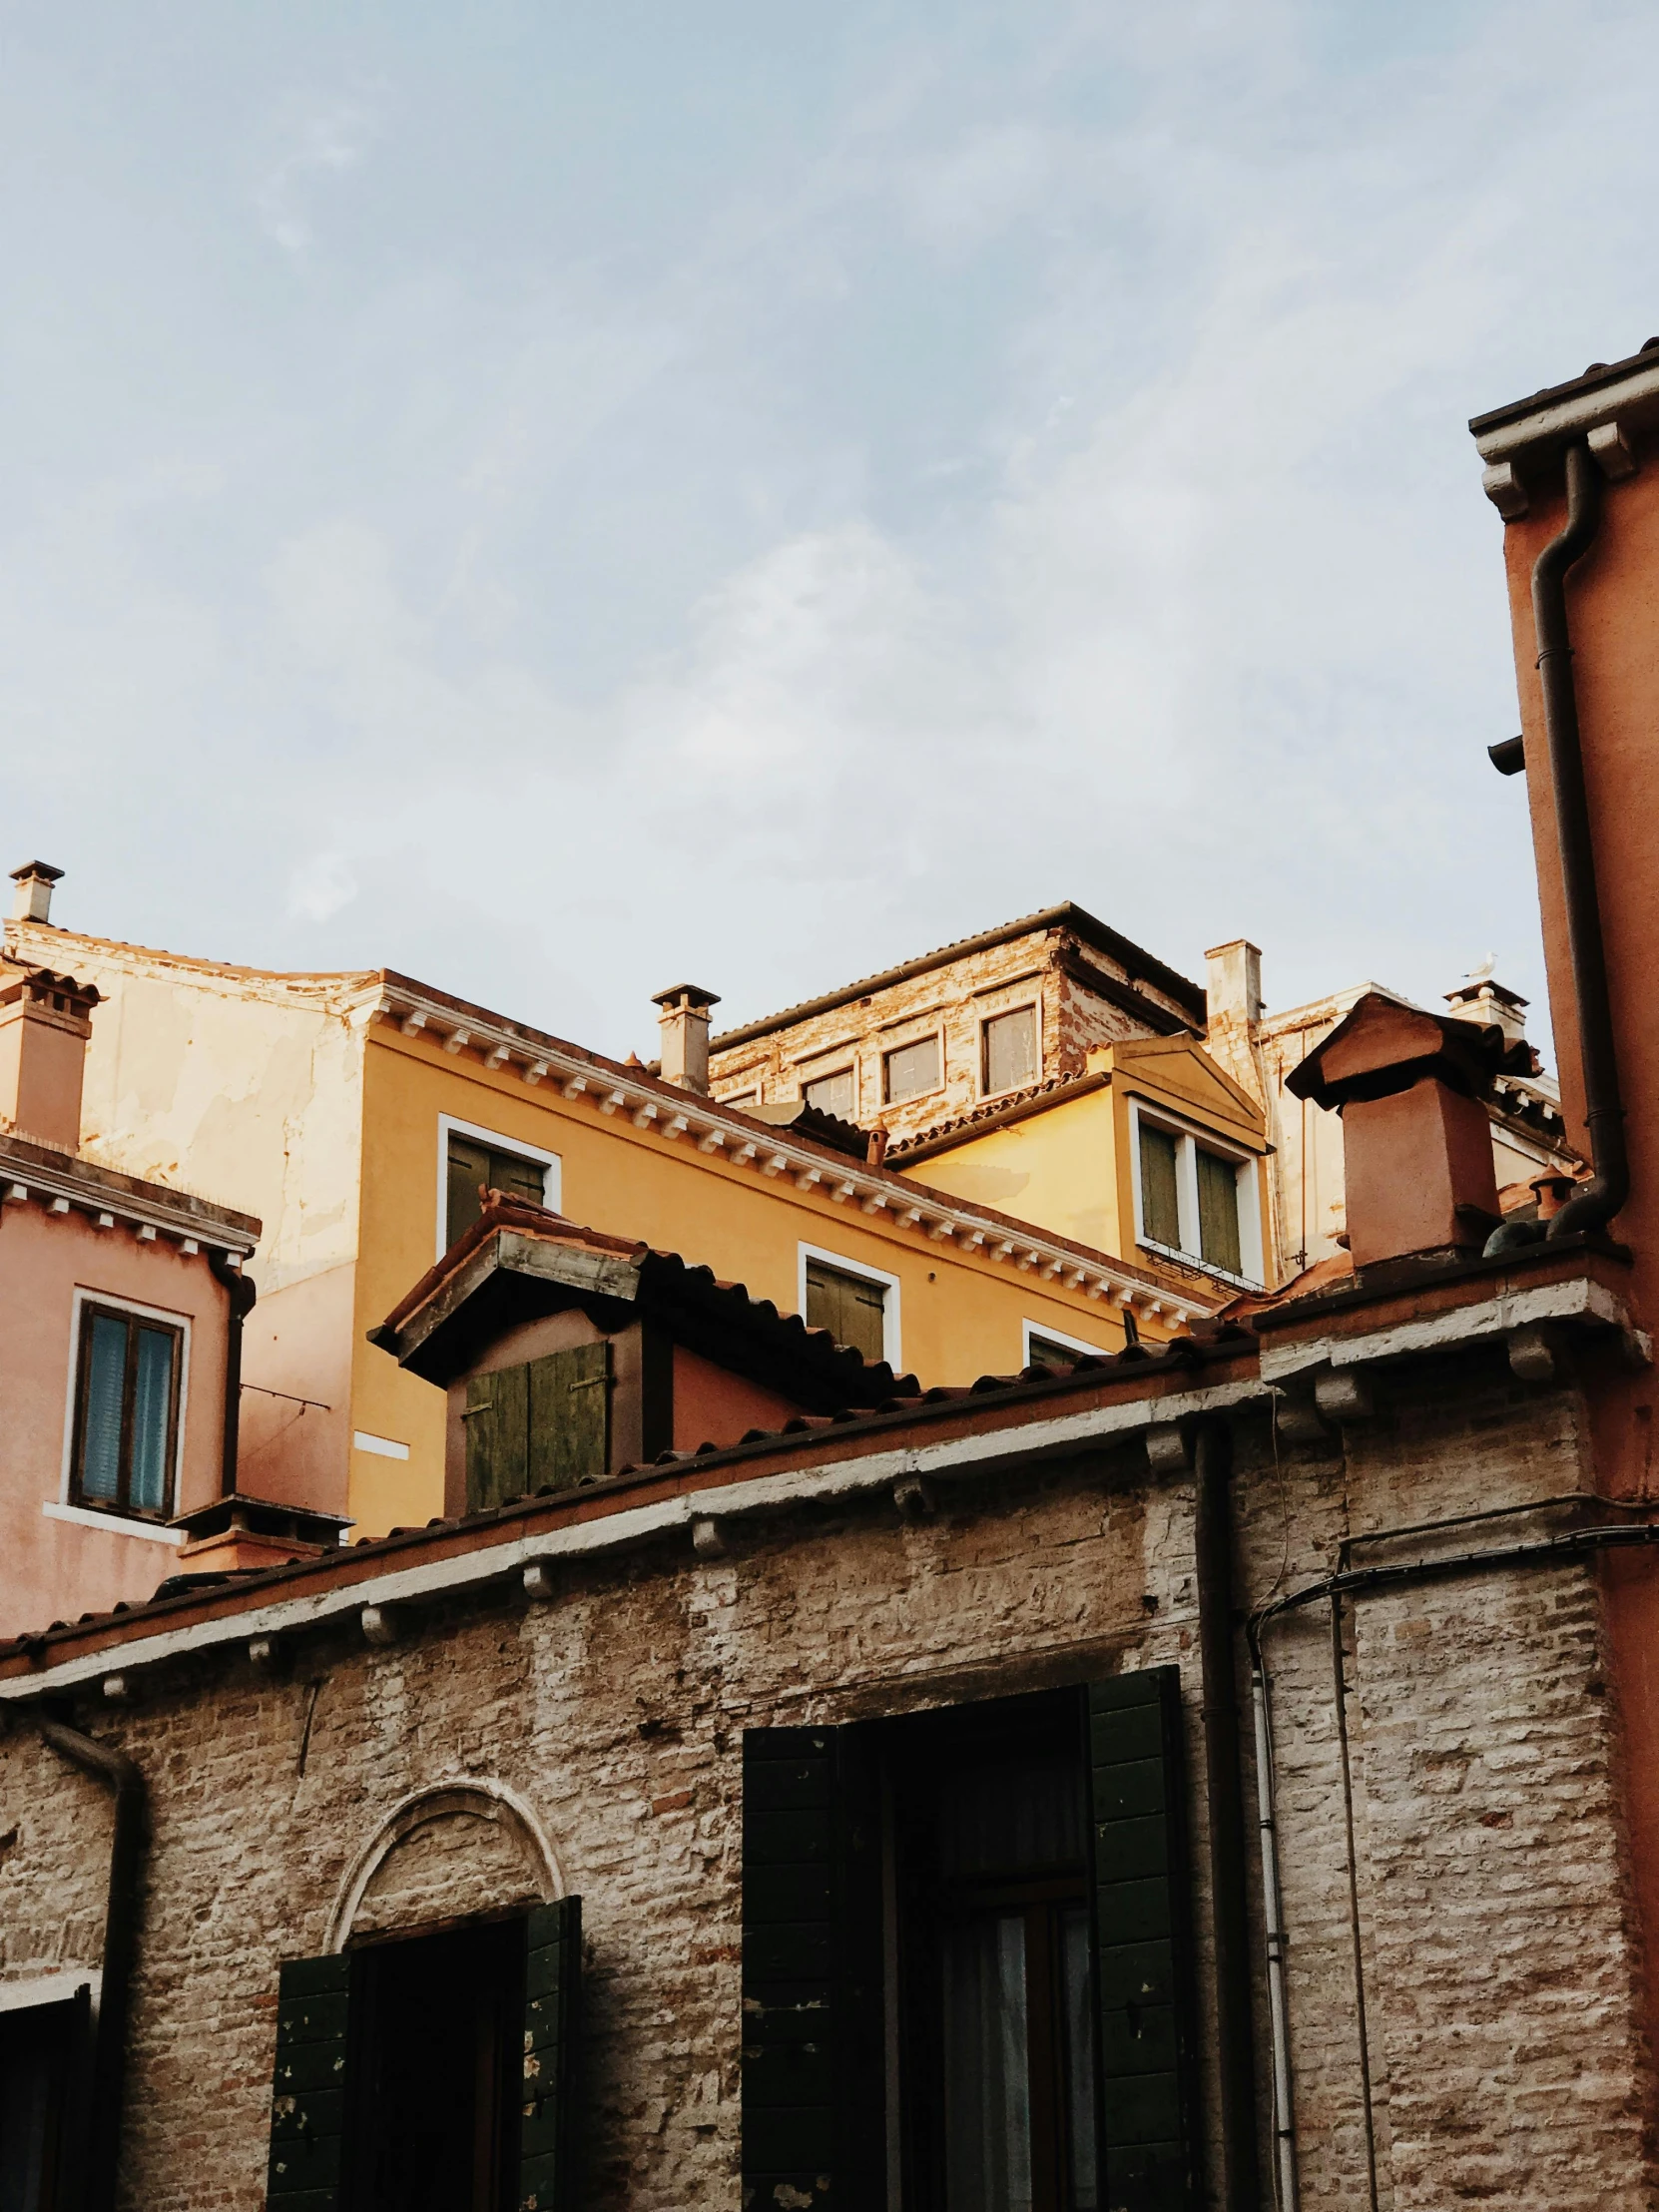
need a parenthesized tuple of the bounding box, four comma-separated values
(442, 1120, 559, 1254)
(1023, 1322, 1111, 1374)
(982, 1006, 1038, 1097)
(1133, 1106, 1258, 1285)
(463, 1345, 611, 1513)
(883, 1033, 942, 1105)
(803, 1067, 855, 1120)
(0, 1988, 87, 2211)
(70, 1303, 183, 1520)
(740, 1673, 1202, 2212)
(266, 1903, 582, 2212)
(804, 1255, 893, 1366)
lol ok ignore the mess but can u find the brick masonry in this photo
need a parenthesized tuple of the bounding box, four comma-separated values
(1, 1342, 1654, 2209)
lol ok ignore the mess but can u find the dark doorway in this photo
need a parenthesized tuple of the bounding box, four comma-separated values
(0, 1994, 85, 2212)
(346, 1918, 524, 2212)
(885, 1689, 1097, 2212)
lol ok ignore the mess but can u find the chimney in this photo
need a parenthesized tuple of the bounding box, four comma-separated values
(1203, 938, 1265, 1102)
(10, 860, 63, 925)
(1286, 991, 1524, 1269)
(652, 984, 721, 1094)
(1444, 967, 1530, 1045)
(0, 968, 100, 1153)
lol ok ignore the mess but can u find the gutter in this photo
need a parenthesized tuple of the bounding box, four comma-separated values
(207, 1250, 258, 1495)
(37, 1719, 146, 2212)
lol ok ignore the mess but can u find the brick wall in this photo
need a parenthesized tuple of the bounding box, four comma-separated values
(1, 1345, 1653, 2209)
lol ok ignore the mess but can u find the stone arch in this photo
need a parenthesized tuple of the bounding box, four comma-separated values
(325, 1779, 563, 1953)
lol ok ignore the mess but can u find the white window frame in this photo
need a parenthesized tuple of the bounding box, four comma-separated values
(798, 1242, 903, 1369)
(58, 1287, 193, 1524)
(1127, 1097, 1264, 1290)
(436, 1114, 562, 1262)
(801, 1064, 857, 1119)
(980, 1001, 1041, 1100)
(880, 1027, 944, 1108)
(1021, 1317, 1112, 1366)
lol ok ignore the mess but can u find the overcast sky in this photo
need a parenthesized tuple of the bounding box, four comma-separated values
(4, 2, 1656, 1062)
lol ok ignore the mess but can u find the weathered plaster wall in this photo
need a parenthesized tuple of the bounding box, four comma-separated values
(0, 1346, 1650, 2211)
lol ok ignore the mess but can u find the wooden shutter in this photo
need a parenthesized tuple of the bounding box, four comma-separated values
(1137, 1123, 1182, 1250)
(741, 1727, 882, 2211)
(267, 1952, 352, 2210)
(489, 1146, 548, 1208)
(1087, 1668, 1203, 2212)
(526, 1344, 610, 1489)
(520, 1898, 582, 2212)
(465, 1364, 530, 1512)
(1195, 1149, 1243, 1275)
(447, 1137, 494, 1249)
(805, 1261, 886, 1365)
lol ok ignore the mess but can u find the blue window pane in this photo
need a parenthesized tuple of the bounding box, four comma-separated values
(80, 1315, 128, 1501)
(130, 1328, 176, 1513)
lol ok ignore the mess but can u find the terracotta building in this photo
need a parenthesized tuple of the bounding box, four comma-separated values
(5, 886, 1217, 1546)
(0, 908, 272, 1638)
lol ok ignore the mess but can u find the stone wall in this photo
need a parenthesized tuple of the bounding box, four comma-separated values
(0, 1343, 1652, 2210)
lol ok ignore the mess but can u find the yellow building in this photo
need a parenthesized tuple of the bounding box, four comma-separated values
(9, 886, 1228, 1538)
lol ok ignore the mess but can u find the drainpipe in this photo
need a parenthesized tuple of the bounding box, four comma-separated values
(38, 1718, 146, 2212)
(1248, 1655, 1300, 2212)
(1530, 441, 1628, 1240)
(207, 1249, 257, 1497)
(1193, 1420, 1262, 2211)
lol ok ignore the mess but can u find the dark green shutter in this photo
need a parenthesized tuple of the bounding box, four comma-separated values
(267, 1953, 352, 2210)
(804, 1262, 886, 1365)
(520, 1897, 582, 2212)
(527, 1344, 611, 1490)
(741, 1726, 882, 2210)
(1196, 1149, 1243, 1275)
(465, 1365, 530, 1511)
(1087, 1668, 1203, 2212)
(1138, 1124, 1182, 1250)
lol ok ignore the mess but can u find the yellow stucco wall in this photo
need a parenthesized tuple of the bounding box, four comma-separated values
(917, 1037, 1272, 1302)
(347, 1022, 1156, 1532)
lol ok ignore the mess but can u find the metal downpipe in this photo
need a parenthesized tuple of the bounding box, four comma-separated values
(37, 1718, 146, 2212)
(1531, 441, 1628, 1241)
(1194, 1421, 1263, 2210)
(207, 1249, 257, 1497)
(1248, 1654, 1300, 2212)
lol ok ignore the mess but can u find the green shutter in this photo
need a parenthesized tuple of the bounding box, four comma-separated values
(1138, 1123, 1182, 1250)
(1087, 1668, 1203, 2212)
(804, 1262, 886, 1365)
(741, 1726, 882, 2210)
(447, 1137, 493, 1249)
(520, 1898, 582, 2212)
(465, 1364, 530, 1512)
(527, 1344, 610, 1489)
(267, 1953, 352, 2210)
(1196, 1148, 1243, 1275)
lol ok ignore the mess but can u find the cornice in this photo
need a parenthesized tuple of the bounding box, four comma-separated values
(0, 1137, 259, 1256)
(362, 978, 1220, 1328)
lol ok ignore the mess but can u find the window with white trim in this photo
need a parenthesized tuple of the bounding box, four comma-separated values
(438, 1116, 561, 1256)
(800, 1244, 902, 1368)
(1022, 1319, 1112, 1373)
(1132, 1104, 1260, 1285)
(70, 1301, 184, 1520)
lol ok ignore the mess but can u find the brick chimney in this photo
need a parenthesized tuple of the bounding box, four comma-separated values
(1204, 938, 1265, 1103)
(0, 968, 100, 1152)
(653, 984, 721, 1094)
(1286, 991, 1525, 1269)
(10, 859, 63, 925)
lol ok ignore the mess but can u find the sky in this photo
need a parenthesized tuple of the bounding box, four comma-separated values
(4, 1, 1657, 1065)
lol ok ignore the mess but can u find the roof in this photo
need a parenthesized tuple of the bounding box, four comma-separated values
(1469, 335, 1659, 436)
(372, 1190, 925, 1408)
(0, 1235, 1632, 1684)
(0, 1130, 261, 1252)
(708, 902, 1207, 1051)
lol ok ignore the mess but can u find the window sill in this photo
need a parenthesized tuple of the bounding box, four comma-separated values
(1136, 1237, 1263, 1295)
(42, 1500, 185, 1546)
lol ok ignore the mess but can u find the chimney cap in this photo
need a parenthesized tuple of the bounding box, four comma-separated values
(10, 860, 63, 884)
(651, 983, 722, 1010)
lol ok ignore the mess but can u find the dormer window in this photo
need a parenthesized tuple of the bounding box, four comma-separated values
(1133, 1105, 1259, 1286)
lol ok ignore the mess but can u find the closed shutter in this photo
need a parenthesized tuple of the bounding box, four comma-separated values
(1195, 1149, 1243, 1276)
(465, 1364, 530, 1512)
(741, 1727, 882, 2211)
(1137, 1123, 1182, 1251)
(267, 1953, 352, 2210)
(526, 1345, 611, 1490)
(805, 1262, 887, 1365)
(520, 1898, 582, 2212)
(447, 1137, 495, 1249)
(1087, 1668, 1202, 2212)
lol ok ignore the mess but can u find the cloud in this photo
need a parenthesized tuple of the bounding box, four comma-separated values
(255, 98, 381, 263)
(286, 851, 359, 923)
